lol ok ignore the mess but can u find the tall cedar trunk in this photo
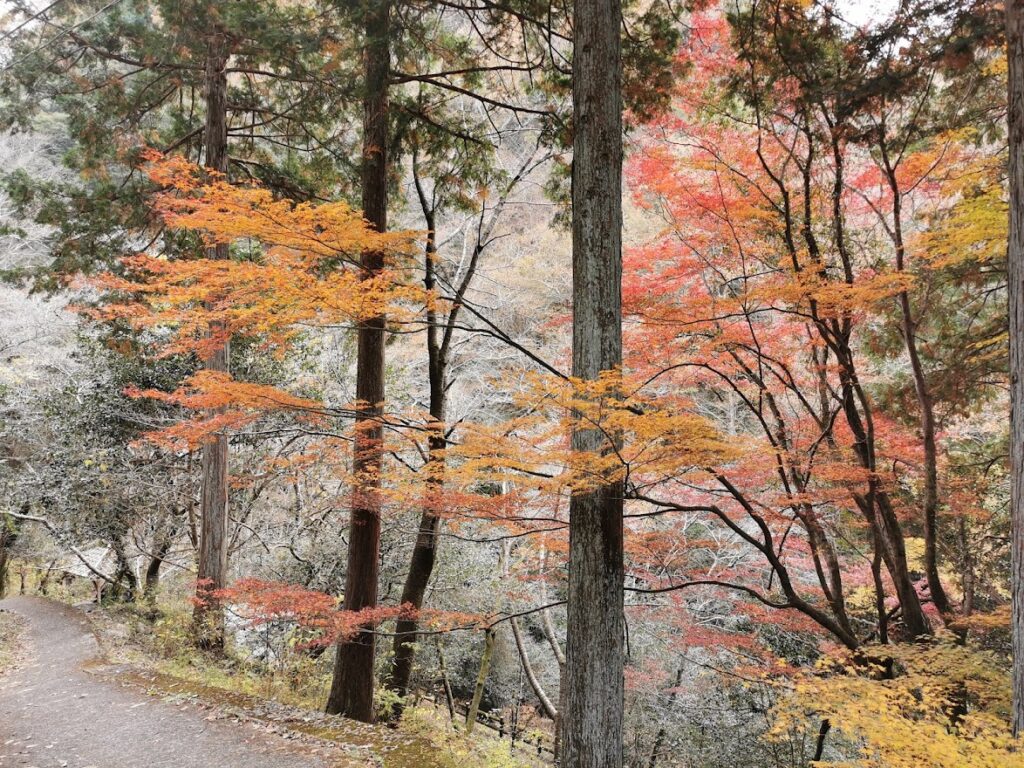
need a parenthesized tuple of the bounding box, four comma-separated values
(561, 1, 625, 766)
(386, 203, 446, 711)
(1007, 0, 1024, 736)
(326, 0, 389, 723)
(192, 27, 231, 651)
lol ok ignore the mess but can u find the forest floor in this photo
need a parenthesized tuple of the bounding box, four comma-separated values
(0, 596, 539, 768)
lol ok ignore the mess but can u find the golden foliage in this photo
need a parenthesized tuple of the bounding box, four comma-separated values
(768, 638, 1020, 768)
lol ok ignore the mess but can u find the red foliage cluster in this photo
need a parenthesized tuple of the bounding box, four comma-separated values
(211, 579, 485, 647)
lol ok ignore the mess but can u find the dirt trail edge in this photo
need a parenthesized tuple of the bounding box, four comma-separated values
(0, 596, 364, 768)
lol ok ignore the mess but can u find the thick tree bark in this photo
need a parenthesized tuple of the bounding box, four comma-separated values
(561, 1, 625, 766)
(1007, 0, 1024, 737)
(192, 26, 231, 652)
(326, 0, 390, 723)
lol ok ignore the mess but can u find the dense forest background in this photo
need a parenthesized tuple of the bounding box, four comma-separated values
(0, 1, 1020, 767)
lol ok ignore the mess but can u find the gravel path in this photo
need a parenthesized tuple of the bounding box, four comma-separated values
(0, 596, 350, 768)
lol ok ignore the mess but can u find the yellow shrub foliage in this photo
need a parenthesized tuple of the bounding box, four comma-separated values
(768, 636, 1020, 768)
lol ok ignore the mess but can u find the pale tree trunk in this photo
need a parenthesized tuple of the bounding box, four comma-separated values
(436, 639, 456, 720)
(192, 26, 231, 652)
(510, 616, 559, 720)
(561, 1, 625, 766)
(465, 627, 496, 735)
(326, 0, 390, 723)
(1007, 0, 1024, 737)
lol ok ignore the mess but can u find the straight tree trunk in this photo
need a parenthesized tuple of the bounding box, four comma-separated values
(561, 1, 625, 766)
(326, 0, 390, 723)
(1006, 0, 1024, 736)
(192, 26, 231, 652)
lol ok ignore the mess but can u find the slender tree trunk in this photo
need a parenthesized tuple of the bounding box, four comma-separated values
(326, 0, 390, 723)
(192, 26, 231, 652)
(0, 517, 16, 600)
(874, 490, 931, 637)
(647, 668, 683, 768)
(144, 528, 175, 604)
(1007, 0, 1024, 736)
(386, 493, 442, 709)
(812, 720, 832, 762)
(0, 548, 8, 600)
(510, 616, 559, 720)
(465, 627, 496, 735)
(897, 297, 949, 613)
(881, 149, 952, 619)
(111, 538, 138, 603)
(821, 130, 930, 639)
(562, 1, 625, 765)
(386, 200, 446, 711)
(959, 517, 976, 617)
(539, 543, 566, 756)
(386, 145, 528, 711)
(38, 560, 55, 595)
(436, 639, 456, 720)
